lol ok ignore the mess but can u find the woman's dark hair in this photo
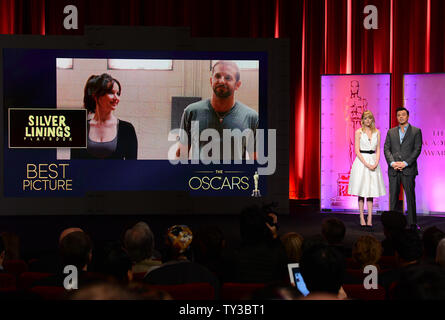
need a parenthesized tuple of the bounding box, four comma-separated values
(83, 73, 121, 113)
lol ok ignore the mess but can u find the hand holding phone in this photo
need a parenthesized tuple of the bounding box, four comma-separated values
(288, 263, 310, 296)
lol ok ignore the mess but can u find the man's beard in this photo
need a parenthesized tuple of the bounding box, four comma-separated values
(213, 85, 232, 98)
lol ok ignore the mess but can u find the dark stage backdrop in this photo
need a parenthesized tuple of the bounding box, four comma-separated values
(1, 0, 445, 201)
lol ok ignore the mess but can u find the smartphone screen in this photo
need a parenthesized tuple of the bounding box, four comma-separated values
(293, 268, 310, 296)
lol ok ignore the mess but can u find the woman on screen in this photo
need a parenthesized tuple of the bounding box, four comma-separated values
(71, 73, 138, 159)
(347, 110, 386, 228)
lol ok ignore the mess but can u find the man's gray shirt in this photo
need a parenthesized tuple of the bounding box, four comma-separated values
(179, 99, 258, 160)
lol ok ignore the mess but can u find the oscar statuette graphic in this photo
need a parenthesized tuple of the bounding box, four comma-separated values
(345, 80, 368, 166)
(251, 171, 261, 197)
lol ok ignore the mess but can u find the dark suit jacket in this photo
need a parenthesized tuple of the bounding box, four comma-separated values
(384, 124, 422, 176)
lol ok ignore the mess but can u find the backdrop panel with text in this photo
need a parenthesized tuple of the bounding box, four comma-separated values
(404, 73, 445, 214)
(321, 74, 390, 212)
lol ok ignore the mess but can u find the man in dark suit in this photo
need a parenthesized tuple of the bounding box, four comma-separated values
(384, 107, 422, 230)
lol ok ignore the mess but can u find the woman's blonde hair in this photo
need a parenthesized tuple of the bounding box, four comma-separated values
(280, 232, 304, 263)
(352, 235, 383, 268)
(361, 110, 377, 133)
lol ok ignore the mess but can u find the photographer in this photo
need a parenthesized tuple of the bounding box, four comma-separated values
(223, 204, 288, 284)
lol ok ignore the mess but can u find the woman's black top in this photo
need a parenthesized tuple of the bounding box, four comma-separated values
(71, 119, 138, 159)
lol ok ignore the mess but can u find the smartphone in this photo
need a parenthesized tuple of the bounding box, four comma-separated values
(287, 263, 310, 296)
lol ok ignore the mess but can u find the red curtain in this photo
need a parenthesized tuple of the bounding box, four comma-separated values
(287, 0, 445, 200)
(0, 0, 45, 35)
(1, 0, 444, 200)
(41, 0, 277, 37)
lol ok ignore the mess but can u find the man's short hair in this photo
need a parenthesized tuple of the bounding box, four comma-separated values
(300, 243, 345, 294)
(124, 222, 155, 263)
(396, 106, 409, 116)
(212, 61, 240, 82)
(321, 218, 346, 244)
(59, 231, 92, 270)
(392, 229, 423, 262)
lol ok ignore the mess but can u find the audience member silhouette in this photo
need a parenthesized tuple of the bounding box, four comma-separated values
(99, 241, 133, 284)
(226, 205, 288, 284)
(59, 231, 92, 271)
(123, 222, 161, 275)
(422, 226, 445, 265)
(143, 225, 219, 294)
(321, 218, 351, 258)
(392, 264, 445, 300)
(351, 235, 383, 270)
(280, 232, 304, 263)
(191, 225, 227, 281)
(380, 211, 407, 256)
(33, 230, 101, 288)
(299, 241, 347, 300)
(6, 204, 445, 301)
(0, 232, 20, 260)
(379, 228, 423, 291)
(29, 227, 84, 273)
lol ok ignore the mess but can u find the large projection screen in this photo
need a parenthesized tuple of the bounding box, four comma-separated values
(0, 27, 290, 216)
(321, 74, 390, 212)
(404, 73, 445, 214)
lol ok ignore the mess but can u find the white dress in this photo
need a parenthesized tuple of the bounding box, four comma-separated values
(348, 130, 386, 198)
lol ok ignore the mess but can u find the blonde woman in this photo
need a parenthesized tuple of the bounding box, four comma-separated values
(348, 111, 386, 228)
(280, 232, 304, 263)
(352, 235, 383, 270)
